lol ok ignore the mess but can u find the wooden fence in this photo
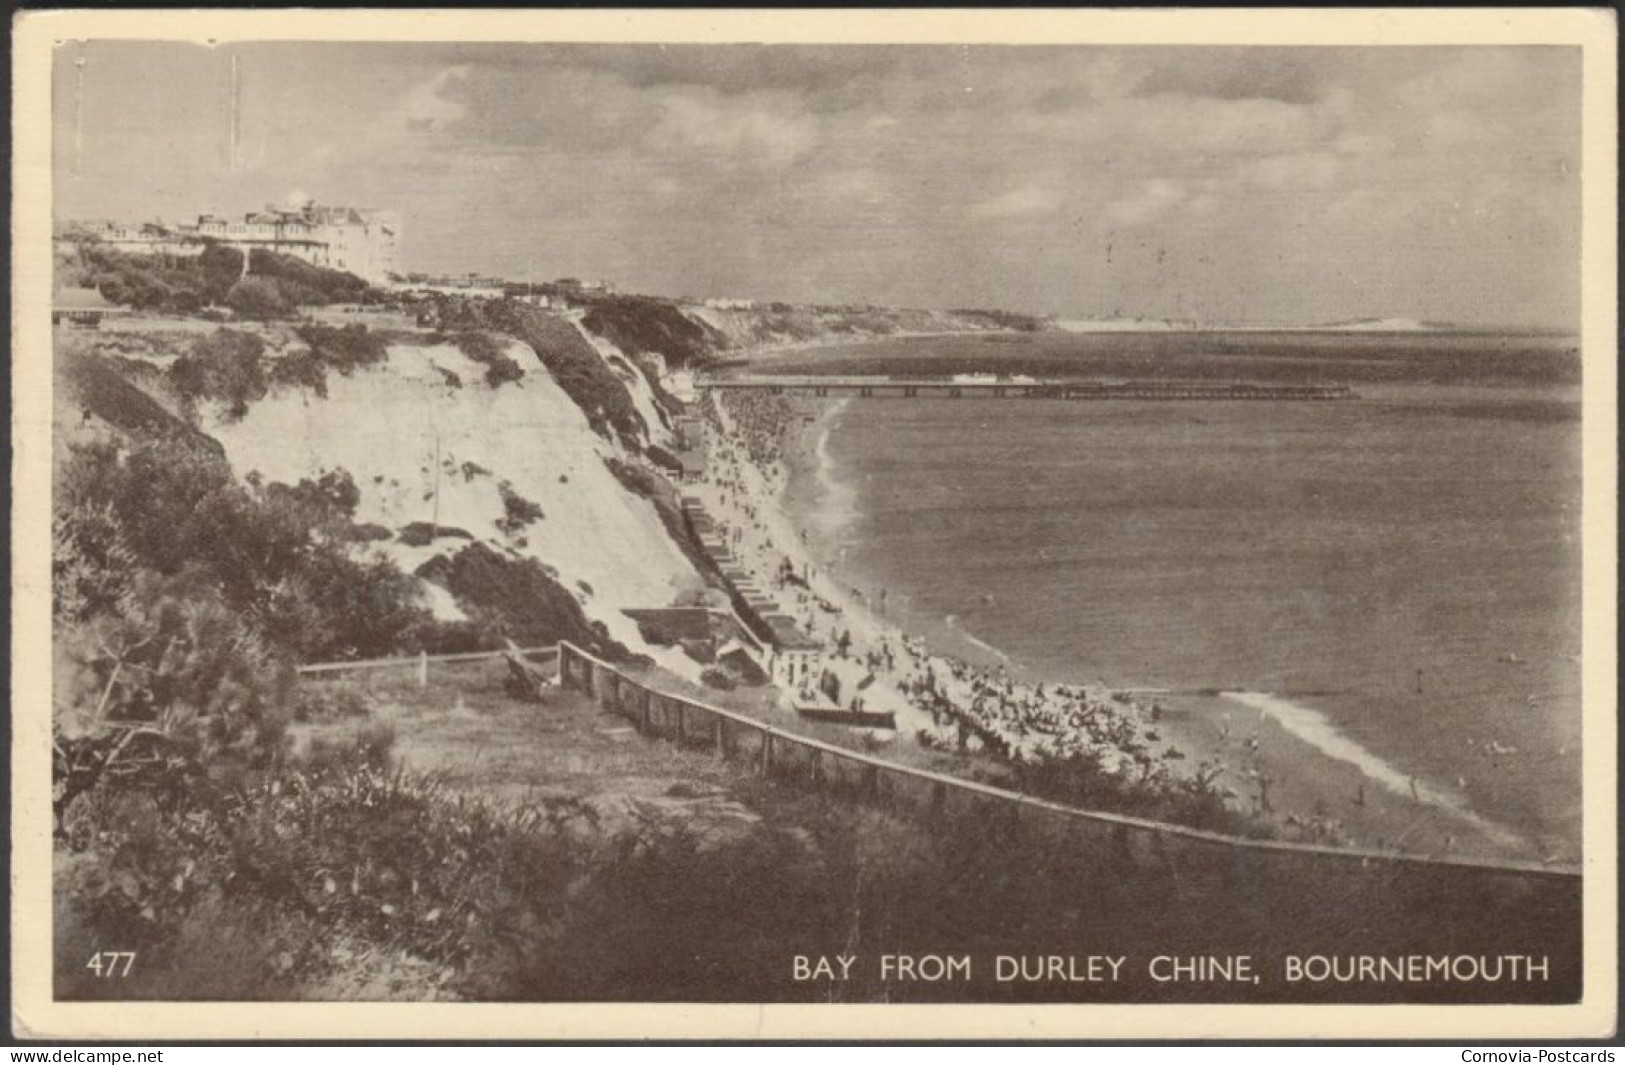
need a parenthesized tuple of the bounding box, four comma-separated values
(556, 641, 1581, 889)
(298, 645, 559, 686)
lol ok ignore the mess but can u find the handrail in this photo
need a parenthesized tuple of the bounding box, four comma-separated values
(557, 640, 1580, 881)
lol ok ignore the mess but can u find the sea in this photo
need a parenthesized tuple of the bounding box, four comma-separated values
(777, 331, 1585, 860)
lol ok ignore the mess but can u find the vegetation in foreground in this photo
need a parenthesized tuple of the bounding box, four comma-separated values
(55, 665, 1582, 1003)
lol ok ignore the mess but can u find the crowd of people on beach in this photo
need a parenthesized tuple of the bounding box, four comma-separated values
(699, 390, 1228, 807)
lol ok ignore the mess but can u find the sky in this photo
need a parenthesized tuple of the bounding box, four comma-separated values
(53, 41, 1582, 327)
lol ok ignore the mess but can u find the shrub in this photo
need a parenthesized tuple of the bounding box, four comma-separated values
(414, 542, 629, 658)
(58, 440, 435, 663)
(296, 324, 389, 375)
(699, 667, 737, 691)
(55, 762, 587, 997)
(396, 522, 473, 547)
(168, 329, 269, 419)
(53, 501, 137, 623)
(495, 483, 543, 538)
(247, 249, 368, 306)
(226, 277, 292, 320)
(54, 569, 295, 779)
(268, 349, 330, 397)
(74, 243, 237, 315)
(451, 331, 525, 389)
(483, 357, 524, 389)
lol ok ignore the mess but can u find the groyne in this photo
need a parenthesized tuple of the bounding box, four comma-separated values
(702, 376, 1355, 401)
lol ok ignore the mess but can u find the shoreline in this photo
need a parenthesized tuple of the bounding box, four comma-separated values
(694, 390, 1548, 864)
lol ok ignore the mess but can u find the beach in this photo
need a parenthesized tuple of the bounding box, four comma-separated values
(690, 387, 1562, 864)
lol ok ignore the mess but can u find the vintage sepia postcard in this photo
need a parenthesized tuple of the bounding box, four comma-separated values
(10, 7, 1618, 1042)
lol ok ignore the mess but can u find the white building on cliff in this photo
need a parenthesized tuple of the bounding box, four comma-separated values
(58, 200, 401, 285)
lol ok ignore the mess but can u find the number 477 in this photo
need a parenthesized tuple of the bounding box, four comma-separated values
(86, 951, 136, 977)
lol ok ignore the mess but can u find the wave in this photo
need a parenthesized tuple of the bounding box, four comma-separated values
(943, 613, 1013, 663)
(1221, 690, 1523, 848)
(811, 398, 858, 539)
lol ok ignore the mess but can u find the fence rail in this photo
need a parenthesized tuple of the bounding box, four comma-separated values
(299, 645, 559, 677)
(556, 641, 1579, 883)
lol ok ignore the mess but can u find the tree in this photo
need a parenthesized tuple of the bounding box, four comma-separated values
(226, 277, 291, 320)
(198, 242, 245, 303)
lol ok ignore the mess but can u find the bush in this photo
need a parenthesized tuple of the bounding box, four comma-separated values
(296, 324, 389, 375)
(58, 440, 434, 663)
(347, 523, 393, 543)
(226, 277, 293, 320)
(54, 569, 295, 780)
(699, 667, 737, 691)
(248, 249, 368, 306)
(74, 242, 238, 315)
(53, 501, 137, 623)
(495, 483, 543, 538)
(168, 330, 268, 419)
(268, 349, 330, 398)
(396, 522, 473, 547)
(414, 542, 628, 658)
(55, 763, 601, 996)
(451, 331, 525, 389)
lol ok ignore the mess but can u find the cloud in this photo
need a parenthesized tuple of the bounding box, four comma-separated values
(399, 66, 468, 133)
(56, 42, 1583, 327)
(645, 90, 818, 169)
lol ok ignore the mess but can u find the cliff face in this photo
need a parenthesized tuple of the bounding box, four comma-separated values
(54, 314, 713, 674)
(200, 337, 704, 668)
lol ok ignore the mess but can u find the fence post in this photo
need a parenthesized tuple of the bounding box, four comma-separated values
(418, 651, 428, 689)
(642, 693, 654, 733)
(714, 715, 726, 759)
(931, 781, 947, 825)
(809, 750, 823, 790)
(760, 731, 773, 775)
(675, 702, 686, 744)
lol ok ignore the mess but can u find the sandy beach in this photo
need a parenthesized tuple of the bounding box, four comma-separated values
(691, 388, 1547, 865)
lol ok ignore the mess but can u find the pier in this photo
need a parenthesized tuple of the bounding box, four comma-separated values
(699, 375, 1355, 401)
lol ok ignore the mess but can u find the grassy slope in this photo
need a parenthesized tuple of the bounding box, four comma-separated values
(279, 660, 1582, 1004)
